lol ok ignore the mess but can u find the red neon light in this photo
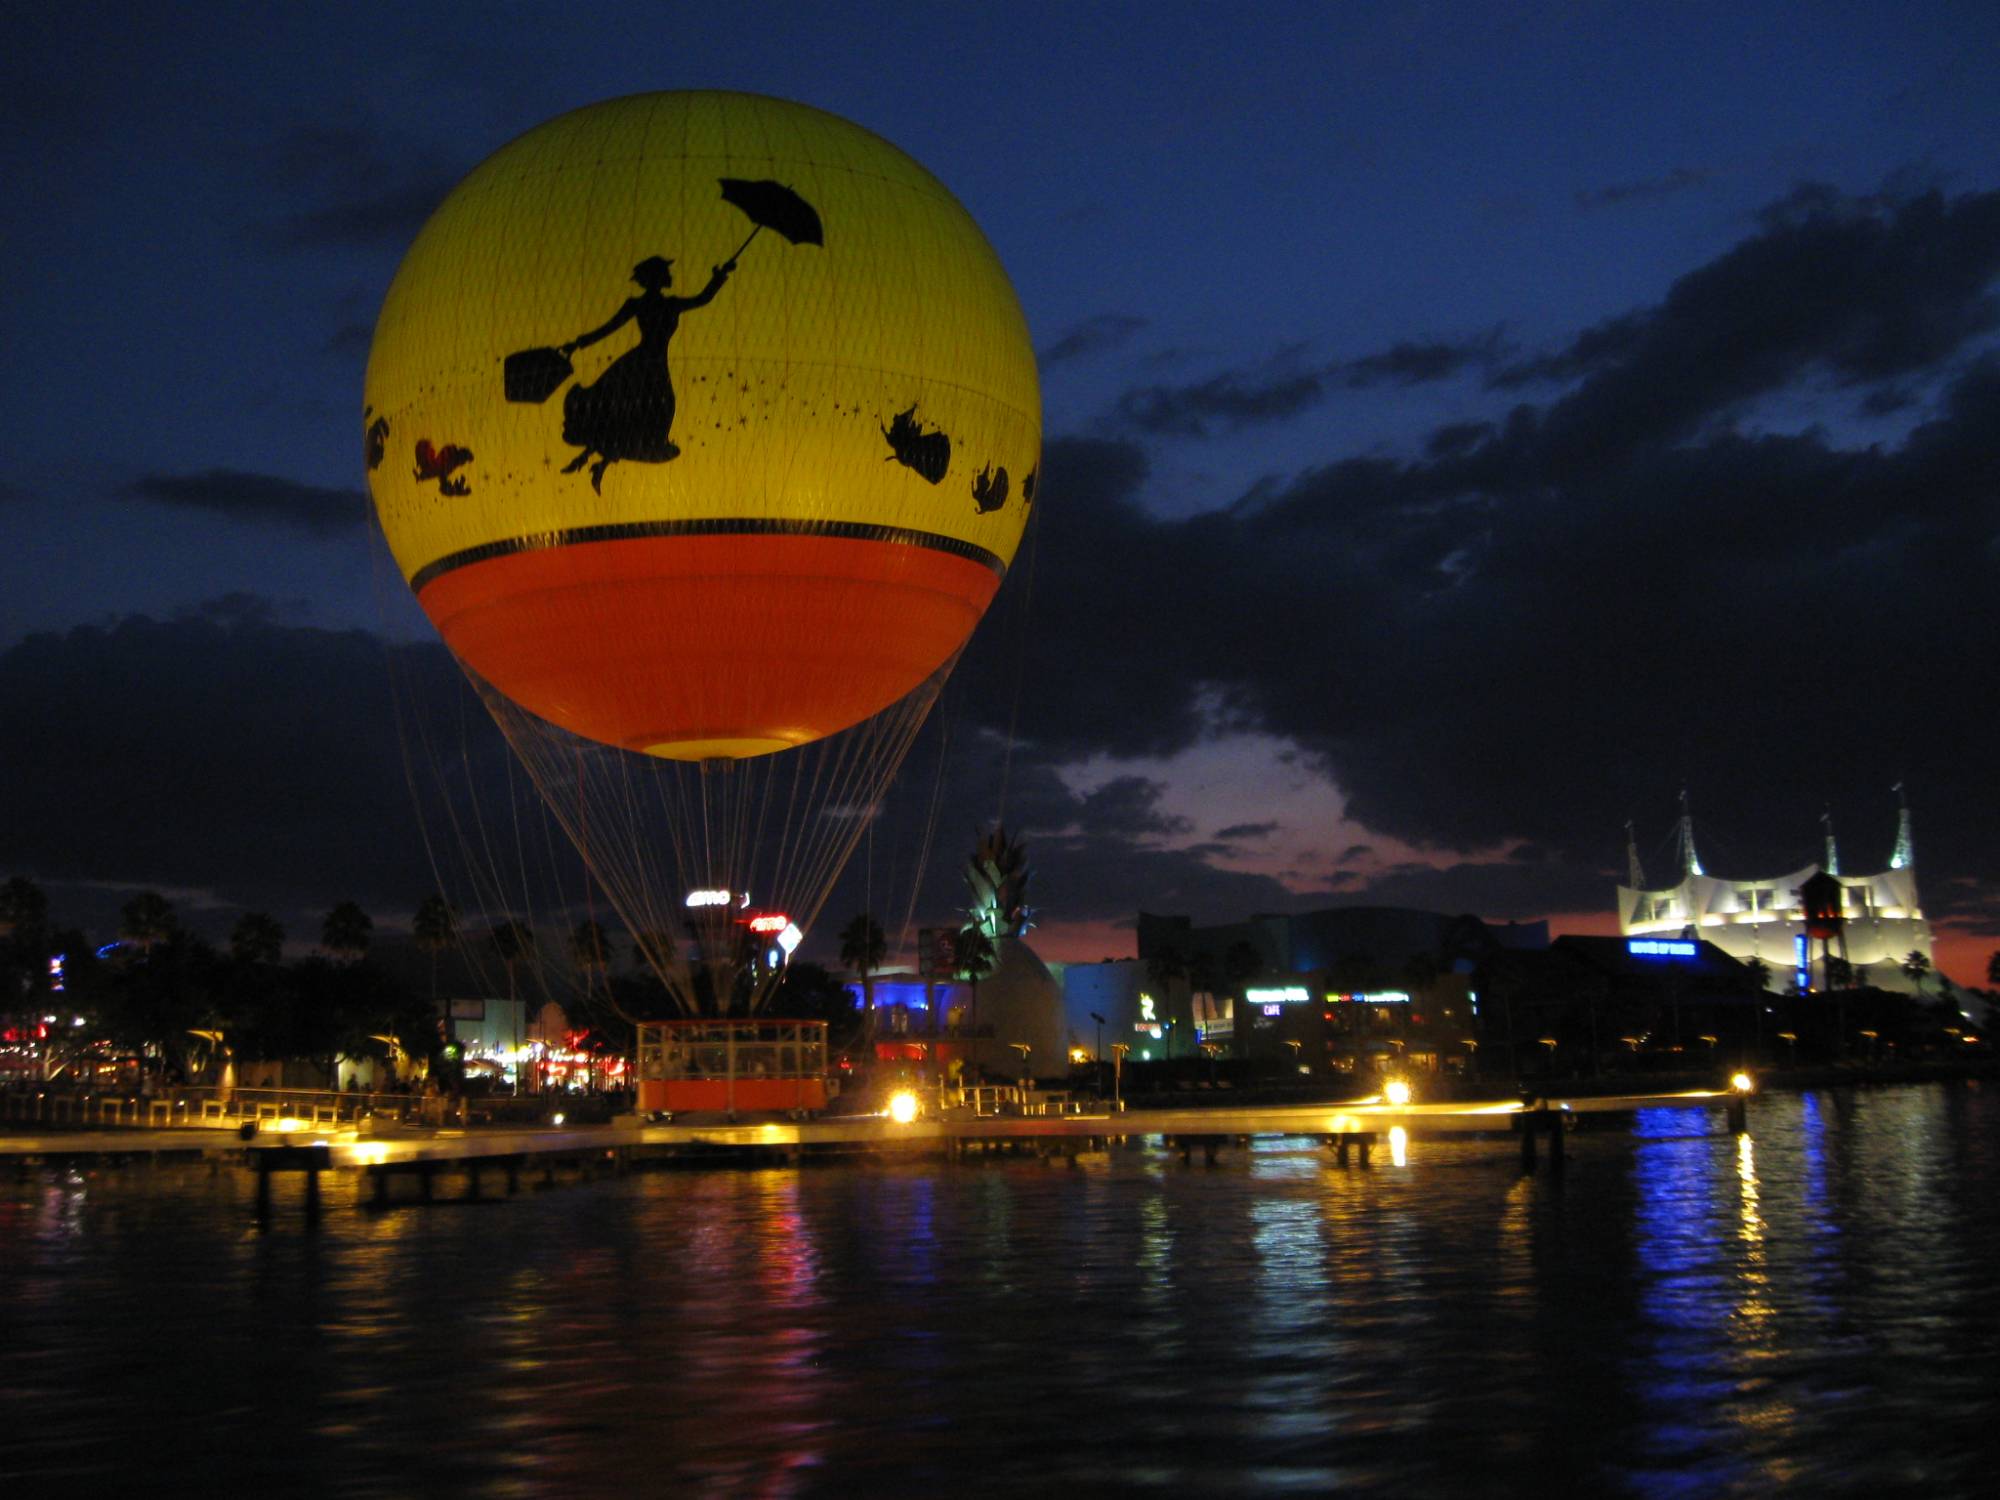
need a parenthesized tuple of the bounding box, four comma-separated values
(747, 914, 789, 933)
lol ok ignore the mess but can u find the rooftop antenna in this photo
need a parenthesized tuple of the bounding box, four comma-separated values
(1821, 808, 1840, 876)
(1625, 819, 1647, 889)
(1890, 781, 1914, 870)
(1677, 788, 1705, 878)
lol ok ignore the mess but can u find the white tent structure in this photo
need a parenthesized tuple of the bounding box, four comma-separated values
(1617, 794, 1934, 994)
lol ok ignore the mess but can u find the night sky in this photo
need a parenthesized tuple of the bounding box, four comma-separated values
(5, 2, 1999, 982)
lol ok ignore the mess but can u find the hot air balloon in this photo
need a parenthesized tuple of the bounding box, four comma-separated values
(366, 92, 1040, 1012)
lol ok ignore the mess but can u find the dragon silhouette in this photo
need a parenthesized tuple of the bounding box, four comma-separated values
(414, 439, 474, 497)
(971, 463, 1009, 515)
(363, 409, 389, 471)
(881, 405, 951, 484)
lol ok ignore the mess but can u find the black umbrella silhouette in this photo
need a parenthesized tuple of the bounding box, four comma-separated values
(718, 178, 824, 261)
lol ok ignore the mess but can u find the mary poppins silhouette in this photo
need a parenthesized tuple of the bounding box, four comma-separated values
(554, 254, 732, 492)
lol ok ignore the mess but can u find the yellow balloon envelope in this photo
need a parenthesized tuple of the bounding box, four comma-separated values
(366, 91, 1041, 759)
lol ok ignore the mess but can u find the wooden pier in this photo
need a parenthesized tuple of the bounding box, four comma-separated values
(0, 1085, 1754, 1222)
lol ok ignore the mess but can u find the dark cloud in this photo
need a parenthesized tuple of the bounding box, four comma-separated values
(1488, 185, 2000, 472)
(0, 606, 517, 927)
(1332, 857, 1613, 921)
(323, 321, 374, 359)
(1859, 384, 1916, 418)
(1214, 821, 1278, 841)
(1075, 776, 1193, 839)
(123, 469, 368, 534)
(253, 122, 461, 249)
(1575, 166, 1716, 210)
(1342, 331, 1508, 387)
(1111, 332, 1505, 437)
(176, 592, 281, 627)
(946, 182, 2000, 928)
(1039, 313, 1148, 367)
(1113, 354, 1329, 437)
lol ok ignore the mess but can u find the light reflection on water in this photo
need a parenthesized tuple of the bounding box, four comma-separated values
(2, 1084, 1998, 1496)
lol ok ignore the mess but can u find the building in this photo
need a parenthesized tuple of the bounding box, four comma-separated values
(1126, 905, 1552, 1076)
(1617, 795, 1933, 994)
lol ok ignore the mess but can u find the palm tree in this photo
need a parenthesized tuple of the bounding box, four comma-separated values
(412, 894, 457, 1011)
(839, 913, 887, 1035)
(120, 890, 178, 954)
(491, 919, 536, 1003)
(1, 876, 52, 1007)
(0, 875, 49, 936)
(490, 919, 537, 1092)
(631, 928, 677, 974)
(954, 922, 998, 1040)
(1900, 950, 1931, 998)
(321, 901, 373, 963)
(570, 919, 611, 1013)
(229, 911, 285, 967)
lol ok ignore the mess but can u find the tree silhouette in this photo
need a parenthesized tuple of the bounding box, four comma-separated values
(1900, 949, 1931, 998)
(0, 875, 49, 935)
(570, 919, 613, 1019)
(413, 894, 457, 1010)
(230, 911, 285, 967)
(839, 914, 887, 1037)
(954, 923, 998, 1040)
(321, 901, 373, 963)
(120, 891, 178, 954)
(489, 919, 537, 1089)
(491, 919, 537, 1003)
(1, 876, 52, 1008)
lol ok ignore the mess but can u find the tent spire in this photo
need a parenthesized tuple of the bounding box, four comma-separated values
(1678, 788, 1705, 878)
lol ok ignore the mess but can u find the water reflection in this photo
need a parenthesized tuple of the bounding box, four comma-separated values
(1, 1087, 1998, 1494)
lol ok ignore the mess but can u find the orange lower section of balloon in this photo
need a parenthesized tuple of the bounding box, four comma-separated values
(417, 533, 999, 759)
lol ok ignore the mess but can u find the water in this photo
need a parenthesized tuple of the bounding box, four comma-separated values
(3, 1084, 1998, 1497)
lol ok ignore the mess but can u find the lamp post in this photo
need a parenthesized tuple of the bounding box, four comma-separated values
(1110, 1043, 1130, 1112)
(1090, 1011, 1106, 1097)
(1010, 1042, 1033, 1105)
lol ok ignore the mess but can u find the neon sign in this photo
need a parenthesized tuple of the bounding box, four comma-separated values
(747, 914, 788, 933)
(684, 889, 733, 908)
(1245, 986, 1310, 1004)
(1627, 939, 1696, 958)
(1325, 990, 1412, 1004)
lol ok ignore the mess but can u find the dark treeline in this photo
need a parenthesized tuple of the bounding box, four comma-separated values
(0, 876, 860, 1089)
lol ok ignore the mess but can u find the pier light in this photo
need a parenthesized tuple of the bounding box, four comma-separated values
(887, 1090, 919, 1124)
(1730, 1072, 1755, 1094)
(1384, 1079, 1412, 1107)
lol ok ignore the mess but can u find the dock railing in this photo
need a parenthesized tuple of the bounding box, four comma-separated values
(948, 1084, 1097, 1118)
(0, 1084, 447, 1132)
